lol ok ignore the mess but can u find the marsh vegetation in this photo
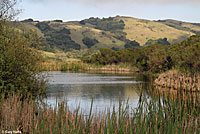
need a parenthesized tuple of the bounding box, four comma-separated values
(0, 87, 199, 134)
(0, 1, 200, 133)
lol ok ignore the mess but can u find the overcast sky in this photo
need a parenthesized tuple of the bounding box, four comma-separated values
(17, 0, 200, 22)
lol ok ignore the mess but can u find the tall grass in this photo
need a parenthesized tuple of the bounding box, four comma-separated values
(40, 61, 138, 73)
(0, 89, 199, 134)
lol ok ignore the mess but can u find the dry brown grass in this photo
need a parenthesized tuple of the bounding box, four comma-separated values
(119, 17, 194, 45)
(0, 91, 199, 134)
(154, 70, 200, 92)
(40, 61, 139, 73)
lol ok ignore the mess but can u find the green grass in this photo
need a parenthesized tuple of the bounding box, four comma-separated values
(61, 63, 84, 71)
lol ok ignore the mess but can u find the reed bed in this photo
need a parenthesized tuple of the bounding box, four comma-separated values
(0, 90, 199, 134)
(154, 70, 200, 92)
(40, 61, 137, 73)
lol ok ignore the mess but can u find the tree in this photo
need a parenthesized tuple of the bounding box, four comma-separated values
(0, 0, 20, 20)
(79, 20, 85, 25)
(82, 37, 99, 48)
(144, 38, 170, 47)
(21, 18, 34, 23)
(124, 40, 140, 48)
(0, 0, 46, 99)
(36, 22, 80, 51)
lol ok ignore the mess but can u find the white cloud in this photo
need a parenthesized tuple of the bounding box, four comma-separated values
(26, 0, 200, 5)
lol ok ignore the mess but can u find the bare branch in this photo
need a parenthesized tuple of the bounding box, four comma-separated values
(0, 0, 20, 20)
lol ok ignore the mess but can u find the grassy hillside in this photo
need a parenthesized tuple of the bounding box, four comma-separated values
(65, 24, 125, 49)
(117, 17, 194, 45)
(157, 19, 200, 35)
(16, 16, 200, 51)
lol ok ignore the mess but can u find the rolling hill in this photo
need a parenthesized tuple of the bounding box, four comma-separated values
(15, 16, 200, 52)
(119, 16, 194, 45)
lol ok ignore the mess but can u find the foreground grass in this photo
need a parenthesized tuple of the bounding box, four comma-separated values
(0, 90, 199, 134)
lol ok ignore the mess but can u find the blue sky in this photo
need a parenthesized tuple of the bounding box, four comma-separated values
(17, 0, 200, 23)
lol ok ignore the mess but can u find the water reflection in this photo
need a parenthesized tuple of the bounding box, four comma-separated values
(45, 71, 144, 114)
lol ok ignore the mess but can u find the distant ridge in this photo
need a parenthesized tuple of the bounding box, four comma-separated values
(15, 16, 200, 52)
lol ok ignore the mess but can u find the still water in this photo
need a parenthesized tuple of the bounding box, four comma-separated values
(45, 71, 147, 114)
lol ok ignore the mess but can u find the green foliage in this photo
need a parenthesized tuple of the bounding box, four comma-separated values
(0, 22, 46, 99)
(83, 35, 200, 74)
(95, 18, 125, 32)
(60, 63, 82, 71)
(111, 47, 119, 51)
(36, 22, 81, 51)
(82, 17, 126, 39)
(124, 40, 140, 48)
(79, 20, 85, 25)
(144, 37, 170, 46)
(140, 36, 200, 73)
(83, 47, 143, 65)
(35, 22, 51, 32)
(81, 17, 101, 26)
(21, 18, 34, 23)
(141, 44, 173, 73)
(82, 37, 99, 48)
(168, 35, 200, 73)
(52, 20, 63, 23)
(45, 28, 81, 51)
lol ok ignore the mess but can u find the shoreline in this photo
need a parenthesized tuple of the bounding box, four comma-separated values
(41, 61, 200, 92)
(40, 61, 139, 73)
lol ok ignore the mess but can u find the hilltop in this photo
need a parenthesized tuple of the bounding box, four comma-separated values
(15, 16, 200, 52)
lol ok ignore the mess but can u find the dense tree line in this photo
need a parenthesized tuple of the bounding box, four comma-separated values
(82, 35, 200, 73)
(80, 17, 125, 32)
(80, 17, 127, 40)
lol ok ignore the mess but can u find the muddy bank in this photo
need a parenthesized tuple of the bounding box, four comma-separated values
(154, 70, 200, 92)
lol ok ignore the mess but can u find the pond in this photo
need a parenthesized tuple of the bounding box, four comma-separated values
(45, 71, 148, 114)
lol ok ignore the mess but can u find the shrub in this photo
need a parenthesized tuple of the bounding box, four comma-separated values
(124, 40, 140, 48)
(144, 37, 170, 46)
(82, 37, 99, 48)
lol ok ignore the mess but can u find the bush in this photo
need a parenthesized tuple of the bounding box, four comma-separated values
(82, 37, 99, 48)
(124, 40, 140, 48)
(82, 35, 200, 74)
(21, 18, 34, 23)
(144, 37, 170, 46)
(35, 22, 51, 32)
